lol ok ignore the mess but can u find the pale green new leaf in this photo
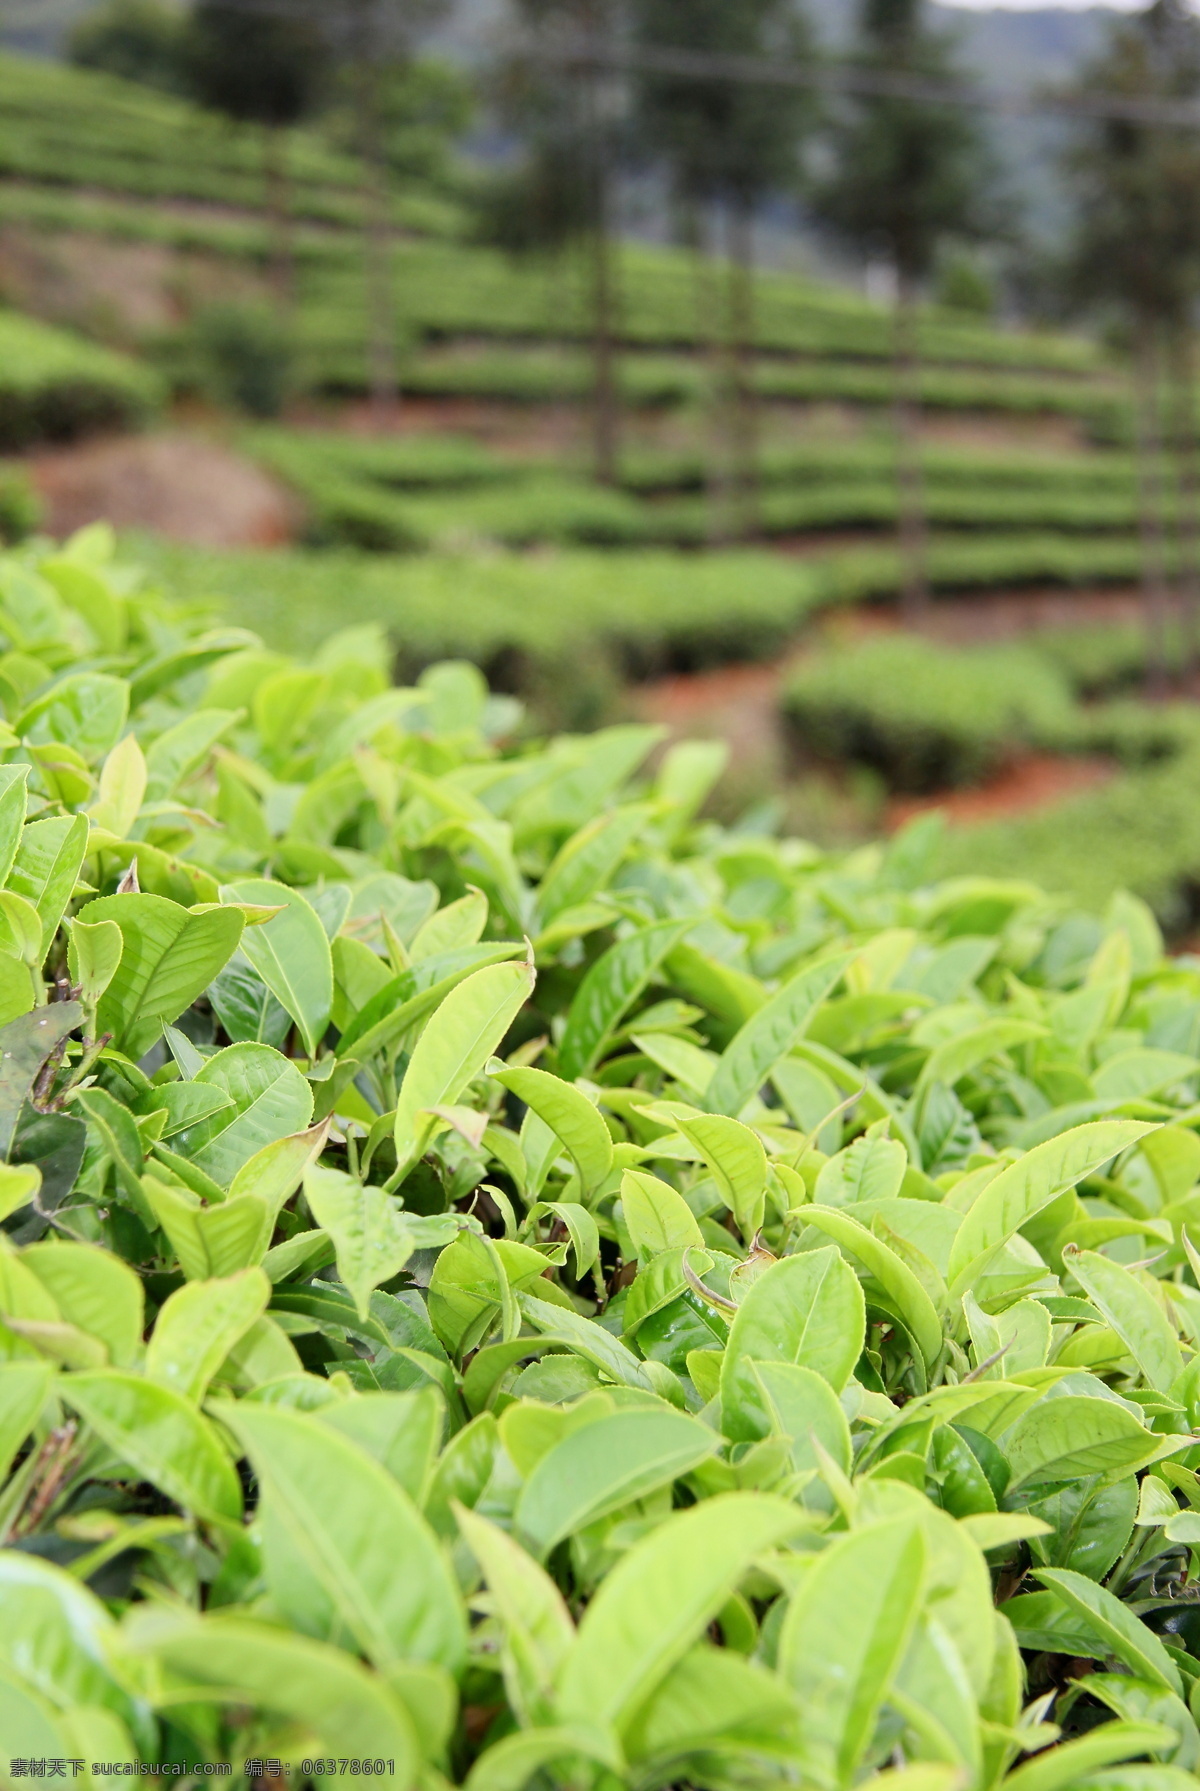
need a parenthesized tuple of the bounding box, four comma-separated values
(145, 1268, 269, 1401)
(221, 1400, 467, 1671)
(60, 1370, 243, 1523)
(393, 958, 535, 1181)
(556, 1492, 807, 1732)
(223, 877, 333, 1058)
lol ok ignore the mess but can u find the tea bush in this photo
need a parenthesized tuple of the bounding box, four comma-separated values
(0, 312, 162, 448)
(782, 637, 1080, 791)
(242, 430, 1147, 554)
(0, 529, 1199, 1783)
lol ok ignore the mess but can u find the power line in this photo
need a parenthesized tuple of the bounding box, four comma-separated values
(26, 0, 1200, 135)
(522, 29, 1200, 134)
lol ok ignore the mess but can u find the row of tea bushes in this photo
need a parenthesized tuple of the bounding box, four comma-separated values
(0, 529, 1199, 1784)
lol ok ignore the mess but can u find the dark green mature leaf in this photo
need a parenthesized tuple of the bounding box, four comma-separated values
(558, 919, 690, 1081)
(0, 1004, 82, 1158)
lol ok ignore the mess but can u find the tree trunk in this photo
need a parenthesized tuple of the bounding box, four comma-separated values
(354, 2, 399, 422)
(581, 45, 618, 485)
(683, 196, 731, 545)
(1169, 324, 1200, 680)
(726, 196, 759, 543)
(1133, 318, 1171, 694)
(893, 268, 929, 623)
(261, 123, 294, 318)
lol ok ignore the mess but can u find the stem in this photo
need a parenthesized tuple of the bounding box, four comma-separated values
(1170, 325, 1200, 679)
(262, 122, 294, 317)
(726, 195, 760, 543)
(1133, 316, 1171, 695)
(581, 4, 618, 485)
(354, 0, 399, 420)
(893, 266, 929, 623)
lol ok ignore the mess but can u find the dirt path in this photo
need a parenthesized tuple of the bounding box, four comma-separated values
(886, 753, 1116, 831)
(631, 585, 1147, 828)
(28, 432, 299, 547)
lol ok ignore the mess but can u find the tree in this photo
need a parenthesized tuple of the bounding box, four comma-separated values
(1059, 0, 1200, 686)
(182, 0, 327, 316)
(811, 0, 995, 620)
(484, 0, 625, 484)
(321, 0, 449, 418)
(632, 0, 814, 539)
(68, 0, 186, 92)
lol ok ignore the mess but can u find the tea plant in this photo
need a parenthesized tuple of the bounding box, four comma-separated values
(1, 529, 1200, 1786)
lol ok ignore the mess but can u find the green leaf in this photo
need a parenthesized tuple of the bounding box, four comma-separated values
(1002, 1722, 1179, 1791)
(525, 1200, 599, 1280)
(226, 1119, 328, 1220)
(316, 1387, 442, 1502)
(67, 917, 123, 1011)
(537, 804, 649, 923)
(21, 1241, 143, 1366)
(10, 814, 90, 963)
(947, 1121, 1156, 1289)
(455, 1503, 575, 1725)
(219, 1400, 466, 1670)
(675, 1113, 767, 1239)
(19, 671, 128, 762)
(814, 1132, 907, 1206)
(0, 1551, 141, 1738)
(751, 1360, 852, 1475)
(519, 1290, 658, 1393)
(223, 877, 333, 1058)
(917, 1018, 1047, 1092)
(0, 1004, 83, 1158)
(126, 1609, 418, 1773)
(463, 1726, 621, 1791)
(622, 1643, 801, 1774)
(1065, 1249, 1184, 1394)
(558, 919, 689, 1081)
(706, 950, 852, 1118)
(1033, 1568, 1182, 1694)
(489, 1063, 613, 1198)
(0, 1359, 53, 1478)
(393, 957, 534, 1181)
(143, 1176, 271, 1281)
(1005, 1395, 1162, 1489)
(556, 1492, 806, 1732)
(85, 893, 245, 1061)
(305, 1165, 457, 1320)
(800, 1206, 944, 1368)
(720, 1248, 865, 1442)
(620, 1170, 704, 1257)
(0, 764, 29, 887)
(779, 1518, 927, 1788)
(173, 1042, 314, 1187)
(514, 1407, 719, 1557)
(59, 1370, 243, 1523)
(145, 1268, 270, 1401)
(410, 888, 488, 961)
